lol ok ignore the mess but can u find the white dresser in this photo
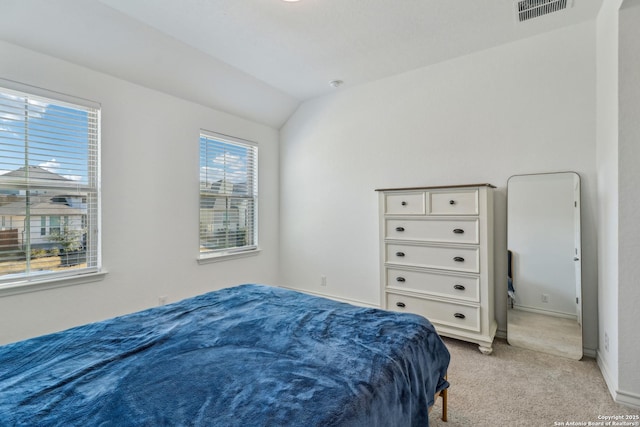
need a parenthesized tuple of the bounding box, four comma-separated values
(377, 184, 496, 354)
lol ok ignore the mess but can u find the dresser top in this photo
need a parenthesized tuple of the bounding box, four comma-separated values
(375, 183, 496, 192)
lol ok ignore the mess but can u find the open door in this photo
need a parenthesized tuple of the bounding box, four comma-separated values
(574, 176, 582, 327)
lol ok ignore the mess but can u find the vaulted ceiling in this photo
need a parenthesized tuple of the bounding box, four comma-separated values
(0, 0, 604, 127)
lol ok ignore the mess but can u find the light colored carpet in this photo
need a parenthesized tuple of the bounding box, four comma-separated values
(507, 308, 582, 360)
(428, 337, 639, 427)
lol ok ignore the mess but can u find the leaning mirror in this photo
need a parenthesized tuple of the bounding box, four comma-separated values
(507, 172, 582, 360)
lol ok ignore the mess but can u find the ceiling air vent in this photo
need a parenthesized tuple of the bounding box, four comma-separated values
(516, 0, 569, 22)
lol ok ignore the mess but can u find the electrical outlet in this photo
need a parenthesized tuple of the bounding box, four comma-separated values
(542, 293, 549, 303)
(159, 295, 167, 306)
(320, 275, 327, 287)
(604, 332, 609, 352)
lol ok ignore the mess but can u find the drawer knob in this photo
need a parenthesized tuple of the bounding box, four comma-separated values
(453, 228, 464, 234)
(396, 277, 406, 283)
(396, 252, 405, 257)
(401, 201, 407, 206)
(396, 302, 406, 308)
(454, 313, 466, 319)
(449, 200, 456, 205)
(395, 226, 405, 232)
(453, 256, 465, 262)
(453, 284, 466, 291)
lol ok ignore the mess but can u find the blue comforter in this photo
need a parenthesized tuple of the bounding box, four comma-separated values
(0, 284, 450, 426)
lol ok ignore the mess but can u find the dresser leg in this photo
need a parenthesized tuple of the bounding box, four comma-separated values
(478, 345, 493, 355)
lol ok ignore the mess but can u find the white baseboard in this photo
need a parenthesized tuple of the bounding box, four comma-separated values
(512, 304, 577, 320)
(617, 389, 640, 410)
(597, 350, 640, 410)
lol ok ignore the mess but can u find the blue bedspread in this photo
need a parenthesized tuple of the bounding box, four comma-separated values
(0, 284, 450, 426)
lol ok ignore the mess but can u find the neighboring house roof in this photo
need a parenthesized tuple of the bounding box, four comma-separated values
(0, 200, 84, 216)
(52, 193, 86, 198)
(208, 180, 250, 196)
(201, 180, 251, 211)
(2, 165, 71, 182)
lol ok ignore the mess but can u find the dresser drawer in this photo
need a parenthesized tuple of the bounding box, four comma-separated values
(430, 190, 478, 215)
(384, 192, 425, 215)
(387, 293, 480, 332)
(385, 218, 479, 244)
(386, 243, 479, 273)
(386, 268, 480, 302)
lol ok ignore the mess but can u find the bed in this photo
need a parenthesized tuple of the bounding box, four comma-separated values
(0, 284, 450, 426)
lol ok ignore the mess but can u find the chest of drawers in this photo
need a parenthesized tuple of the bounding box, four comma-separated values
(377, 184, 496, 354)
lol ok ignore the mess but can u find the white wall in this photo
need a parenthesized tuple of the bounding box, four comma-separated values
(595, 0, 621, 399)
(0, 40, 280, 345)
(595, 0, 640, 408)
(618, 0, 640, 405)
(280, 22, 599, 352)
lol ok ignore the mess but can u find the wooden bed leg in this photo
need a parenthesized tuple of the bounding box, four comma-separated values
(441, 387, 448, 422)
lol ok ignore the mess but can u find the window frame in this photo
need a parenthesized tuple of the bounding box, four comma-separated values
(0, 79, 103, 292)
(198, 130, 259, 262)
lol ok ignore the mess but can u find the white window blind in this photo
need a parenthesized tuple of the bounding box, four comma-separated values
(0, 82, 100, 286)
(199, 131, 257, 257)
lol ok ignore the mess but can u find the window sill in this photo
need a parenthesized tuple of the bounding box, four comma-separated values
(197, 248, 261, 264)
(0, 270, 108, 297)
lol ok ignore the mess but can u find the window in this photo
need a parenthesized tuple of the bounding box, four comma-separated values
(0, 81, 100, 286)
(49, 216, 61, 235)
(199, 131, 257, 259)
